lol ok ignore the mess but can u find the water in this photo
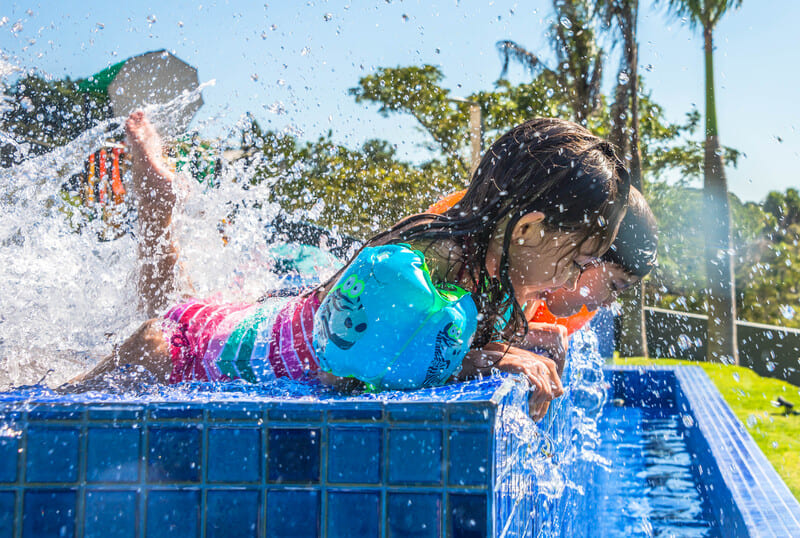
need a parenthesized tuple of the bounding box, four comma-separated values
(588, 405, 718, 537)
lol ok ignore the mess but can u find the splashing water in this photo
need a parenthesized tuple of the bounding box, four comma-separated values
(0, 73, 338, 389)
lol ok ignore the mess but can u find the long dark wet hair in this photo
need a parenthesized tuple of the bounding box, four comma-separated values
(601, 187, 658, 278)
(325, 118, 631, 348)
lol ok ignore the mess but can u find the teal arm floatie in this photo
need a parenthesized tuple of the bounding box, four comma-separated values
(313, 244, 478, 390)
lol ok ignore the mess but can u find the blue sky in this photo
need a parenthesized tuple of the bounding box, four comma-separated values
(1, 0, 798, 203)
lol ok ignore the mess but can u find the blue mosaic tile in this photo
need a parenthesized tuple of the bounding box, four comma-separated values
(28, 405, 82, 421)
(25, 426, 80, 483)
(449, 493, 488, 537)
(0, 491, 14, 538)
(146, 490, 200, 538)
(147, 427, 201, 483)
(328, 427, 381, 484)
(327, 491, 380, 538)
(207, 428, 261, 483)
(388, 429, 442, 485)
(206, 489, 260, 538)
(268, 428, 320, 483)
(207, 403, 263, 421)
(388, 492, 441, 538)
(86, 427, 140, 482)
(268, 405, 323, 422)
(447, 403, 493, 424)
(23, 489, 76, 538)
(386, 402, 445, 422)
(266, 489, 319, 537)
(84, 490, 137, 538)
(87, 405, 144, 421)
(148, 404, 204, 420)
(0, 435, 19, 482)
(327, 403, 382, 421)
(448, 430, 491, 486)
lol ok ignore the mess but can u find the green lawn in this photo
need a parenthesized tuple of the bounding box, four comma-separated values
(612, 357, 800, 501)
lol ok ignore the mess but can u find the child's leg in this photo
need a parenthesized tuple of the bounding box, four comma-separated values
(126, 111, 179, 317)
(65, 318, 173, 386)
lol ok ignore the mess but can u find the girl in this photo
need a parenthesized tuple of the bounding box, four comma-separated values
(69, 113, 630, 420)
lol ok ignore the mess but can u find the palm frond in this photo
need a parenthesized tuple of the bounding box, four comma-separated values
(495, 40, 546, 80)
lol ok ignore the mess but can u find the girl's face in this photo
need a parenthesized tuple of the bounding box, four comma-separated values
(488, 212, 601, 306)
(543, 261, 640, 317)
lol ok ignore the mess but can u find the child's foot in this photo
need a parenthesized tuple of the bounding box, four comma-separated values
(125, 110, 176, 227)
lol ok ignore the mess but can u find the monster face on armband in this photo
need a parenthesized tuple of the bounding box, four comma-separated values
(316, 275, 368, 352)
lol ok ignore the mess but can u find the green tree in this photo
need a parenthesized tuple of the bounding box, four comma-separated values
(496, 0, 603, 124)
(661, 0, 743, 364)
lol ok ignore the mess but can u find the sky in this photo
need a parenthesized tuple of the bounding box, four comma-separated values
(1, 0, 798, 203)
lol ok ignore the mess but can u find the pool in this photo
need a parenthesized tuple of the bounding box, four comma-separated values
(1, 361, 798, 537)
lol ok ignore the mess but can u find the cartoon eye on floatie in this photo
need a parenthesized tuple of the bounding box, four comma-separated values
(344, 316, 368, 332)
(340, 275, 365, 299)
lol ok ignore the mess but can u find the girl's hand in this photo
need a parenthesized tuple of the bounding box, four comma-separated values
(459, 343, 564, 421)
(522, 322, 569, 375)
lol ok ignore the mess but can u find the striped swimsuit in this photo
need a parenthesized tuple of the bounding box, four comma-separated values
(163, 293, 321, 384)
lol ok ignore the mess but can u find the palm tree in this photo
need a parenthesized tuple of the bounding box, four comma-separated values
(497, 0, 604, 124)
(597, 0, 647, 357)
(661, 0, 742, 364)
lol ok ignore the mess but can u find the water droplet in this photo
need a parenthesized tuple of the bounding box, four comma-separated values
(772, 441, 779, 449)
(270, 24, 278, 31)
(746, 414, 758, 428)
(178, 20, 184, 27)
(323, 12, 333, 21)
(402, 14, 409, 22)
(146, 14, 157, 24)
(677, 334, 692, 351)
(301, 46, 310, 56)
(96, 22, 105, 30)
(766, 361, 777, 372)
(681, 414, 694, 428)
(579, 286, 590, 298)
(733, 372, 740, 382)
(645, 64, 654, 72)
(251, 73, 259, 81)
(115, 87, 125, 95)
(546, 88, 554, 98)
(261, 31, 268, 39)
(617, 72, 630, 85)
(559, 16, 572, 29)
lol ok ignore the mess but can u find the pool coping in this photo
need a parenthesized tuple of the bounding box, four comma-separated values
(607, 365, 800, 537)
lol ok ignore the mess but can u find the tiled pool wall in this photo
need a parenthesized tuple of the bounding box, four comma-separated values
(2, 365, 800, 537)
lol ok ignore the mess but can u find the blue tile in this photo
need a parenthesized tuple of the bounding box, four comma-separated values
(146, 490, 200, 538)
(327, 491, 380, 538)
(0, 491, 15, 538)
(85, 490, 137, 538)
(447, 403, 494, 424)
(25, 427, 80, 483)
(449, 493, 487, 537)
(328, 427, 381, 484)
(268, 405, 323, 422)
(147, 427, 201, 483)
(268, 428, 320, 483)
(28, 405, 82, 421)
(88, 405, 144, 421)
(207, 428, 261, 483)
(386, 402, 445, 422)
(148, 404, 204, 420)
(448, 430, 491, 486)
(0, 436, 18, 482)
(87, 427, 140, 482)
(207, 489, 260, 538)
(266, 489, 319, 537)
(207, 403, 263, 421)
(23, 489, 76, 538)
(327, 403, 383, 421)
(388, 430, 442, 485)
(388, 492, 441, 538)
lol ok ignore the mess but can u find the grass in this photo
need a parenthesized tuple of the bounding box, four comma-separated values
(612, 357, 800, 501)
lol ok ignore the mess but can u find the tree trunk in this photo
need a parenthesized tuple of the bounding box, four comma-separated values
(617, 1, 648, 358)
(703, 27, 738, 365)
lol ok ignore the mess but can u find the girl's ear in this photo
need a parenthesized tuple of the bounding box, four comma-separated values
(512, 211, 546, 243)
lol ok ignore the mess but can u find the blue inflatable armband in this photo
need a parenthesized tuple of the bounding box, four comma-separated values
(313, 244, 478, 390)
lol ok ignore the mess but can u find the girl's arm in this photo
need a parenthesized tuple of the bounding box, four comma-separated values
(522, 322, 569, 376)
(458, 343, 564, 421)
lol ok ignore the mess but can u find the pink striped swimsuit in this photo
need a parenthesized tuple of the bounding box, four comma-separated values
(163, 293, 321, 384)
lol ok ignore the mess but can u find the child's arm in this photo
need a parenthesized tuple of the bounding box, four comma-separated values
(458, 343, 564, 421)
